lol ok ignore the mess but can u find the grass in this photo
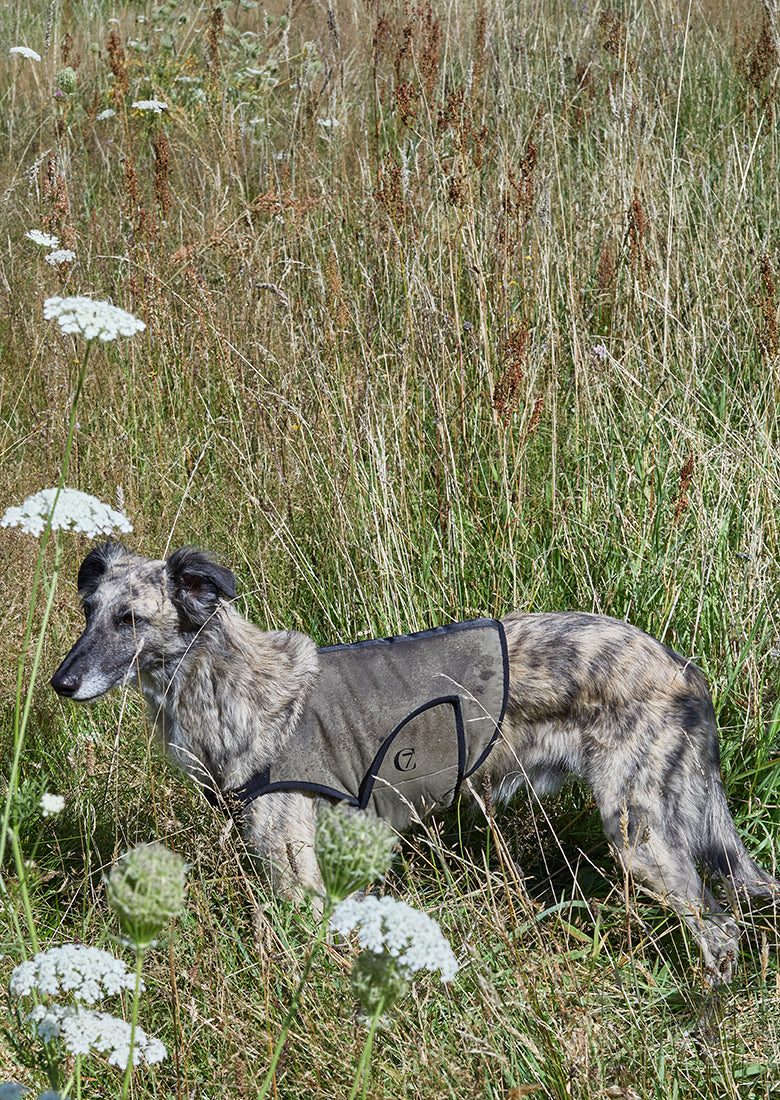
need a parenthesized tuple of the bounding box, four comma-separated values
(2, 0, 780, 1094)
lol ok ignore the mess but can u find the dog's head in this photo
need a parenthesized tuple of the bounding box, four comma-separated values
(50, 542, 236, 702)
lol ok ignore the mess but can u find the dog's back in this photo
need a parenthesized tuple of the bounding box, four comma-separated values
(51, 547, 779, 984)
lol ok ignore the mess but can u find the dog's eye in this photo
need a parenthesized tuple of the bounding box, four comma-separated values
(116, 610, 142, 628)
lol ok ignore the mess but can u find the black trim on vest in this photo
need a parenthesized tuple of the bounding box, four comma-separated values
(463, 618, 509, 779)
(357, 695, 465, 809)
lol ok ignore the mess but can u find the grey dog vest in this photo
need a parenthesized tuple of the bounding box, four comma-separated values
(228, 619, 509, 832)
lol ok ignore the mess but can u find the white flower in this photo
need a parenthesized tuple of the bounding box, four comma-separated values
(10, 945, 140, 1004)
(39, 793, 65, 817)
(592, 343, 608, 361)
(316, 117, 340, 129)
(28, 1005, 166, 1070)
(330, 896, 458, 982)
(131, 99, 168, 113)
(1, 487, 133, 539)
(43, 295, 145, 341)
(95, 109, 116, 120)
(26, 230, 60, 248)
(45, 249, 76, 266)
(10, 46, 41, 61)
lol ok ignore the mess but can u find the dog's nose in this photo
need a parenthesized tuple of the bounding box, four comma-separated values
(50, 668, 80, 697)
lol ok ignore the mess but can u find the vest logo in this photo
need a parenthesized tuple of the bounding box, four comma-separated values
(393, 747, 416, 772)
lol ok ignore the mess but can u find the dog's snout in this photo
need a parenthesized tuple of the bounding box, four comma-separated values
(50, 666, 81, 698)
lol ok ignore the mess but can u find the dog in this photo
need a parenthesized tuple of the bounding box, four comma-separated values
(50, 541, 779, 984)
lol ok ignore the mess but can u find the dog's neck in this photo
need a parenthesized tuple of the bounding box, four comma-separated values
(139, 606, 320, 796)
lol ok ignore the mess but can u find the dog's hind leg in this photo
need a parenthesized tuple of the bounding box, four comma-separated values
(612, 830, 740, 985)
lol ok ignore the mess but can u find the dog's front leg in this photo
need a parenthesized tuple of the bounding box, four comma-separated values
(245, 790, 325, 909)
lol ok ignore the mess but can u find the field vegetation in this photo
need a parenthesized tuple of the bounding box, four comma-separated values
(2, 0, 780, 1094)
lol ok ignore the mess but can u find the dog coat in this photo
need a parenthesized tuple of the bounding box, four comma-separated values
(226, 619, 509, 832)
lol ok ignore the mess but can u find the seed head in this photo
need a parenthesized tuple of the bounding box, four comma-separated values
(105, 843, 187, 952)
(56, 67, 78, 94)
(314, 803, 397, 903)
(349, 949, 410, 1016)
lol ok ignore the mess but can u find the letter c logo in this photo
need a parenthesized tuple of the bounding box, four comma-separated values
(393, 747, 416, 772)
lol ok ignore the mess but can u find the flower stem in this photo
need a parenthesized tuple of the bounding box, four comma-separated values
(0, 530, 62, 877)
(120, 948, 146, 1100)
(257, 903, 333, 1100)
(8, 827, 39, 954)
(348, 998, 386, 1100)
(0, 338, 91, 876)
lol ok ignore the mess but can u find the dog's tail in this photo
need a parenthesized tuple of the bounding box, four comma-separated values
(699, 781, 780, 900)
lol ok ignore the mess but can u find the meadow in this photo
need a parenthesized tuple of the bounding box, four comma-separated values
(2, 0, 780, 1094)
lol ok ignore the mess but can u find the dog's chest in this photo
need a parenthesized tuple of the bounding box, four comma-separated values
(236, 619, 509, 831)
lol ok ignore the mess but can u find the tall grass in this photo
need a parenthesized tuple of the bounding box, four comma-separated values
(2, 0, 780, 1094)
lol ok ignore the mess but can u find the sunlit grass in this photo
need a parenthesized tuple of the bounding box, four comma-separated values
(2, 0, 780, 1094)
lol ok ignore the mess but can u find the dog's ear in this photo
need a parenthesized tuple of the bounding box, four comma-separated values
(77, 541, 129, 597)
(166, 547, 236, 627)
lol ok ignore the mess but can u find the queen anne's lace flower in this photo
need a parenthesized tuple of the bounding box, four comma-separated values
(95, 108, 116, 120)
(330, 896, 458, 982)
(131, 99, 168, 113)
(43, 295, 145, 341)
(26, 230, 59, 248)
(27, 1005, 166, 1070)
(39, 793, 65, 817)
(10, 46, 41, 61)
(1, 487, 133, 539)
(10, 945, 140, 1004)
(45, 249, 76, 266)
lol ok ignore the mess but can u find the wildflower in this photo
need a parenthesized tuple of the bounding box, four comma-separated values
(26, 230, 60, 248)
(349, 948, 411, 1016)
(43, 295, 145, 341)
(28, 1005, 166, 1070)
(105, 843, 187, 952)
(330, 895, 458, 982)
(10, 46, 41, 61)
(316, 117, 340, 129)
(56, 67, 77, 94)
(45, 249, 76, 266)
(315, 804, 397, 903)
(1, 487, 133, 539)
(10, 944, 139, 1004)
(95, 108, 116, 120)
(131, 99, 168, 113)
(592, 343, 608, 361)
(39, 793, 65, 817)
